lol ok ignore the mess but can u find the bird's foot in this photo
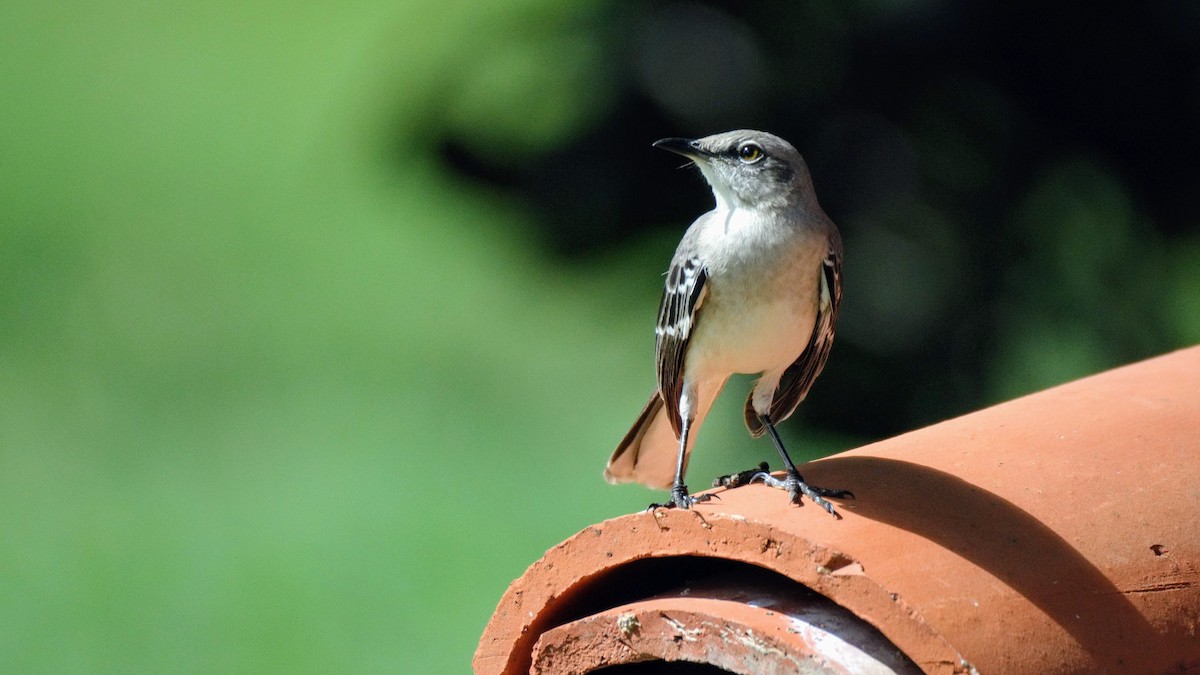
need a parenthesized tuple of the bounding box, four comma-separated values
(752, 470, 854, 517)
(713, 462, 771, 489)
(648, 484, 717, 511)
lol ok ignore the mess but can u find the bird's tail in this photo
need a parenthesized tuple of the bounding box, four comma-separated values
(605, 385, 722, 490)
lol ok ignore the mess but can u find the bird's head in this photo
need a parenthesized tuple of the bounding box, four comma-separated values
(653, 130, 814, 212)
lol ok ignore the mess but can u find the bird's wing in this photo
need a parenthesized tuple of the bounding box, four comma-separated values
(656, 250, 708, 438)
(745, 230, 843, 436)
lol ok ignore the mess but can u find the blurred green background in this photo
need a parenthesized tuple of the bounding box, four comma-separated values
(1, 0, 1197, 672)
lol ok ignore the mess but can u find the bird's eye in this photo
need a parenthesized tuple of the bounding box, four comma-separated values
(737, 143, 764, 163)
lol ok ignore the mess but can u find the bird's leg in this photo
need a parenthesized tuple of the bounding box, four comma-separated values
(752, 413, 854, 516)
(648, 410, 713, 510)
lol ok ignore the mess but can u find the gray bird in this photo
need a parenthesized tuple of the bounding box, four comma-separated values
(605, 130, 851, 513)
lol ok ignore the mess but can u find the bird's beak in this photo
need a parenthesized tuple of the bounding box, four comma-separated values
(652, 137, 712, 159)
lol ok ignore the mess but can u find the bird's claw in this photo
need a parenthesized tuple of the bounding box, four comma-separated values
(751, 470, 853, 517)
(647, 485, 718, 511)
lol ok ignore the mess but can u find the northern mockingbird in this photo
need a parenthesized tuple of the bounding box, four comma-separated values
(605, 129, 851, 513)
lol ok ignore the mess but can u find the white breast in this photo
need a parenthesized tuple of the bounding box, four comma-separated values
(683, 208, 823, 381)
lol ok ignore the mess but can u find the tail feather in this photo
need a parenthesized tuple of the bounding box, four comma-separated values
(605, 383, 724, 490)
(605, 393, 674, 489)
(744, 394, 766, 438)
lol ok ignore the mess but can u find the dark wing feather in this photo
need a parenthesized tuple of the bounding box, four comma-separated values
(745, 232, 843, 437)
(655, 255, 708, 437)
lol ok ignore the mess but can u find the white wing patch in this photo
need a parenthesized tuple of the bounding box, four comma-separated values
(656, 257, 706, 340)
(655, 255, 709, 437)
(820, 252, 834, 310)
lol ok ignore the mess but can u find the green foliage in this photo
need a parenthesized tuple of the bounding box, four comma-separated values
(0, 0, 642, 672)
(991, 159, 1171, 399)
